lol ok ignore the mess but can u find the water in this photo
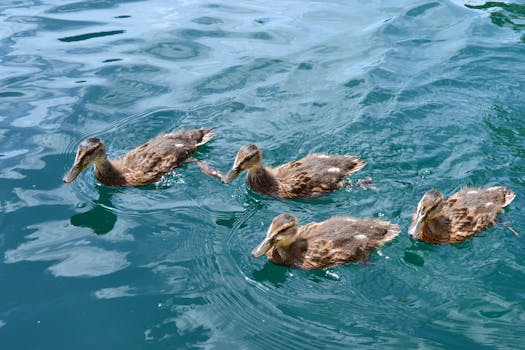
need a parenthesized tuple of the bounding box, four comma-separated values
(1, 0, 524, 348)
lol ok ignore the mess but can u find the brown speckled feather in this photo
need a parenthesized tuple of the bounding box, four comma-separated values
(251, 154, 365, 198)
(94, 129, 214, 186)
(417, 186, 515, 243)
(267, 216, 400, 269)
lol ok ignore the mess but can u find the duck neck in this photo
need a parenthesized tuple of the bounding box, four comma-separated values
(93, 157, 125, 186)
(246, 165, 280, 195)
(270, 244, 291, 266)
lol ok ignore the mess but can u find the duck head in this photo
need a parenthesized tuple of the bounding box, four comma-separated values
(63, 138, 106, 183)
(222, 144, 263, 184)
(251, 213, 298, 258)
(408, 189, 445, 238)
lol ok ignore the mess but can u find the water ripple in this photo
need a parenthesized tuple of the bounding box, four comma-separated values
(1, 0, 524, 349)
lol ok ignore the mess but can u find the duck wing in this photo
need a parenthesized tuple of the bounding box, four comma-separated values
(294, 216, 400, 269)
(443, 186, 515, 240)
(118, 129, 214, 184)
(273, 154, 365, 197)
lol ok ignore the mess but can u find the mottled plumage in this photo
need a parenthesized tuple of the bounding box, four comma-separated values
(222, 144, 366, 198)
(63, 128, 215, 186)
(252, 213, 400, 270)
(409, 187, 516, 243)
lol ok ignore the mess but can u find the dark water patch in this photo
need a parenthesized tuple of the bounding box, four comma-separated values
(251, 32, 272, 40)
(251, 261, 289, 286)
(406, 2, 440, 17)
(344, 78, 365, 88)
(256, 84, 291, 100)
(102, 58, 122, 63)
(361, 87, 395, 105)
(58, 30, 125, 42)
(108, 38, 144, 46)
(179, 28, 273, 41)
(402, 250, 425, 267)
(48, 0, 143, 13)
(297, 62, 313, 70)
(192, 16, 223, 25)
(70, 187, 118, 235)
(202, 3, 260, 14)
(0, 91, 24, 98)
(430, 78, 465, 88)
(6, 16, 101, 31)
(179, 28, 228, 39)
(397, 38, 433, 46)
(254, 17, 272, 25)
(0, 74, 33, 87)
(65, 47, 104, 54)
(95, 63, 163, 77)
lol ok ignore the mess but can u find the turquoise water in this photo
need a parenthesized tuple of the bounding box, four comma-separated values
(1, 0, 524, 348)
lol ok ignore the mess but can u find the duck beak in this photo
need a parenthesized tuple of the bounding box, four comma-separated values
(408, 212, 425, 239)
(63, 162, 85, 184)
(251, 236, 274, 258)
(222, 165, 241, 184)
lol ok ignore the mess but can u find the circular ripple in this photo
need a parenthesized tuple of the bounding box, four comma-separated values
(145, 41, 209, 60)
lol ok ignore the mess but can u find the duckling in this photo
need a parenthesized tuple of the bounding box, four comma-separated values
(63, 128, 215, 186)
(251, 213, 400, 270)
(222, 144, 370, 198)
(408, 187, 516, 243)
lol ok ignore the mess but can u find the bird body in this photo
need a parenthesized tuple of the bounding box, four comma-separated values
(252, 213, 400, 270)
(409, 186, 515, 243)
(63, 128, 215, 186)
(223, 144, 366, 198)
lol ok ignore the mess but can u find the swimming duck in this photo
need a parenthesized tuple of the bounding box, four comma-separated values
(408, 186, 516, 243)
(251, 213, 400, 270)
(63, 128, 215, 186)
(222, 144, 369, 198)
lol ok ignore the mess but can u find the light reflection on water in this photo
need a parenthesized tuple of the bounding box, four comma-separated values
(1, 0, 524, 349)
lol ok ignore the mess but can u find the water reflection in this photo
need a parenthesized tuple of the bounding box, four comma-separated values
(251, 261, 289, 286)
(466, 2, 525, 42)
(94, 285, 134, 299)
(70, 186, 118, 235)
(4, 218, 130, 277)
(58, 30, 125, 42)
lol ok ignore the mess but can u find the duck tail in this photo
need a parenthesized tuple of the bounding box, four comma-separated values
(488, 186, 516, 207)
(196, 128, 215, 146)
(502, 187, 516, 207)
(379, 223, 401, 244)
(351, 157, 366, 173)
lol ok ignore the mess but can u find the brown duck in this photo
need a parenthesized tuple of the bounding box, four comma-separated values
(63, 128, 216, 186)
(222, 144, 370, 198)
(408, 186, 516, 243)
(251, 213, 400, 270)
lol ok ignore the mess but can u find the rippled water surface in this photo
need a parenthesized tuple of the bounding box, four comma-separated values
(1, 0, 524, 349)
